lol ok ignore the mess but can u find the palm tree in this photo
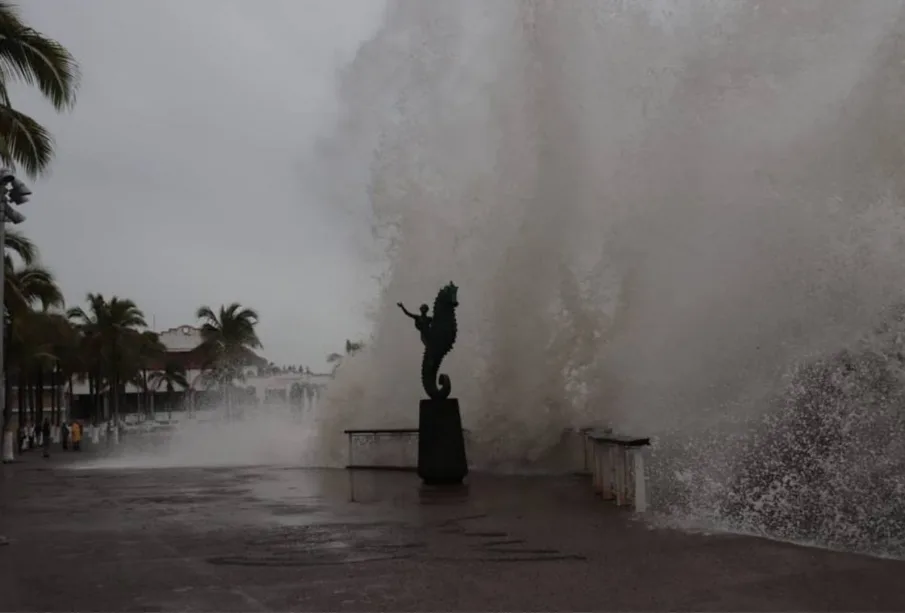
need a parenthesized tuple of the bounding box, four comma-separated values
(326, 339, 365, 374)
(68, 294, 147, 428)
(5, 261, 62, 315)
(0, 227, 62, 448)
(0, 1, 79, 178)
(4, 227, 36, 265)
(66, 293, 104, 423)
(12, 309, 65, 428)
(47, 311, 82, 425)
(149, 361, 188, 421)
(195, 303, 261, 416)
(3, 226, 58, 317)
(123, 330, 165, 417)
(1, 260, 62, 438)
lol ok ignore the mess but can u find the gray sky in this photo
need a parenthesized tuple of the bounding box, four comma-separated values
(14, 0, 385, 368)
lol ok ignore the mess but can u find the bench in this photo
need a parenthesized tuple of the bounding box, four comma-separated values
(571, 427, 651, 512)
(344, 428, 420, 471)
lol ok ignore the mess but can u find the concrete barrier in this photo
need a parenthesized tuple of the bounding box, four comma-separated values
(569, 427, 651, 512)
(2, 431, 13, 462)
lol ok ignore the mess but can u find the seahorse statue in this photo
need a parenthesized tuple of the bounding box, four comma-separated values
(421, 282, 459, 399)
(398, 283, 460, 400)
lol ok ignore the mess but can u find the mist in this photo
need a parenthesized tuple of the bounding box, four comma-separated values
(303, 0, 905, 553)
(314, 0, 904, 452)
(73, 0, 905, 556)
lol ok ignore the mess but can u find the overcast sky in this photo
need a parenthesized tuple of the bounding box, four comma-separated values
(13, 0, 385, 368)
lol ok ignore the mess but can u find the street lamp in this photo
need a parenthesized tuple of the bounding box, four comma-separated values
(0, 169, 28, 546)
(0, 168, 29, 466)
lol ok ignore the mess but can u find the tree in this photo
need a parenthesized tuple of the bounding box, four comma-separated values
(4, 227, 36, 266)
(47, 311, 82, 426)
(7, 310, 52, 430)
(148, 361, 188, 421)
(0, 1, 79, 178)
(195, 303, 261, 416)
(68, 294, 147, 428)
(124, 330, 165, 417)
(5, 261, 62, 316)
(0, 227, 63, 447)
(12, 309, 71, 429)
(66, 294, 104, 423)
(1, 259, 63, 438)
(326, 339, 365, 373)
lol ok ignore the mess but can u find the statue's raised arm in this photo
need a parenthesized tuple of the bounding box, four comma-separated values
(397, 302, 416, 319)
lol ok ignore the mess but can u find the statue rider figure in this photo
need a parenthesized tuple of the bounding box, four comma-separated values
(397, 302, 432, 346)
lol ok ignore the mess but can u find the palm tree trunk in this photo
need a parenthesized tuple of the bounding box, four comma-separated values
(35, 366, 44, 425)
(50, 365, 57, 425)
(1, 366, 11, 439)
(1, 370, 11, 450)
(110, 373, 118, 423)
(88, 373, 95, 423)
(27, 379, 34, 425)
(225, 382, 231, 421)
(110, 336, 119, 426)
(142, 370, 149, 417)
(1, 366, 11, 442)
(1, 316, 11, 444)
(17, 370, 25, 427)
(67, 374, 73, 422)
(95, 372, 103, 422)
(91, 371, 101, 423)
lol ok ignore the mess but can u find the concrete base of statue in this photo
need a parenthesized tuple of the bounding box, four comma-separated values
(417, 398, 468, 486)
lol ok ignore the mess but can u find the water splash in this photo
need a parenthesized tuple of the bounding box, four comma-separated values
(71, 407, 317, 470)
(309, 0, 905, 555)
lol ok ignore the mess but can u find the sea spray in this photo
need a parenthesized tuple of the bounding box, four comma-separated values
(314, 0, 905, 554)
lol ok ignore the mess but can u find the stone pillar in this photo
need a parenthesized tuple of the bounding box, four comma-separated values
(2, 431, 13, 462)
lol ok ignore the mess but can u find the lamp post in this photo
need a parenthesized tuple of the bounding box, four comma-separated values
(0, 169, 29, 465)
(0, 169, 28, 547)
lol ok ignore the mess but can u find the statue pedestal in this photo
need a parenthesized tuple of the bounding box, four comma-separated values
(418, 398, 468, 486)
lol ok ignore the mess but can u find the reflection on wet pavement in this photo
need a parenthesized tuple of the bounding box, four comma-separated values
(4, 459, 905, 611)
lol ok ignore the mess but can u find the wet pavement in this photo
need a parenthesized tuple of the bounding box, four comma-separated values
(2, 450, 905, 611)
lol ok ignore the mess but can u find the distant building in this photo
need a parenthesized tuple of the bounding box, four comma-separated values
(66, 325, 332, 420)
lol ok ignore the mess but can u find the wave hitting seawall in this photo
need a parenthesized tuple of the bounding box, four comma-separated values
(310, 0, 905, 556)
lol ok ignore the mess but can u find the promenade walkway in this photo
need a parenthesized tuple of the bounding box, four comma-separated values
(1, 452, 904, 611)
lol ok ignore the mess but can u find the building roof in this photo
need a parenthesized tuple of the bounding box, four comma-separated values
(155, 324, 268, 368)
(158, 325, 204, 353)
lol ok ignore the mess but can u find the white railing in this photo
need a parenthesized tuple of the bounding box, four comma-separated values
(344, 428, 420, 472)
(570, 427, 650, 512)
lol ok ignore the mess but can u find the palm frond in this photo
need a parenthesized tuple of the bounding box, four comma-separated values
(5, 262, 63, 314)
(0, 2, 79, 110)
(0, 103, 52, 178)
(4, 226, 35, 264)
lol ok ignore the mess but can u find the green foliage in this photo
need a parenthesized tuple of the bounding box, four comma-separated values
(0, 1, 79, 178)
(196, 302, 262, 387)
